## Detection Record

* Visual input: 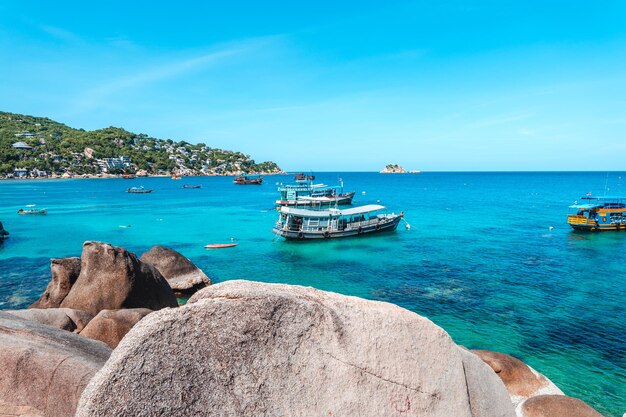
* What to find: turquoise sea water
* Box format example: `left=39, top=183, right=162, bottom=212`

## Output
left=0, top=172, right=624, bottom=416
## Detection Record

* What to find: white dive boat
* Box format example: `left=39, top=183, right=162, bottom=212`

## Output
left=272, top=204, right=404, bottom=240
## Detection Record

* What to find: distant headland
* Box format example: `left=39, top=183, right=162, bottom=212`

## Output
left=379, top=164, right=421, bottom=174
left=0, top=112, right=283, bottom=179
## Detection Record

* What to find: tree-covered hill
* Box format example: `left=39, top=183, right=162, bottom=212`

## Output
left=0, top=111, right=281, bottom=176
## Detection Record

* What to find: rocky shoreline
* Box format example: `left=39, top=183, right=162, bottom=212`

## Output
left=0, top=171, right=286, bottom=181
left=0, top=241, right=607, bottom=416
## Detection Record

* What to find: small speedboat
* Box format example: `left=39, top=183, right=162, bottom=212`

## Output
left=204, top=243, right=238, bottom=249
left=182, top=185, right=202, bottom=189
left=18, top=205, right=47, bottom=215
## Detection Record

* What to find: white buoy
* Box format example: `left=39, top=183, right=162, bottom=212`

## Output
left=405, top=224, right=411, bottom=230
left=362, top=191, right=366, bottom=195
left=549, top=226, right=554, bottom=231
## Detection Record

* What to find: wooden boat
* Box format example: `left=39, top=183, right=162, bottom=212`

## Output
left=276, top=180, right=355, bottom=207
left=234, top=175, right=263, bottom=185
left=17, top=205, right=47, bottom=215
left=0, top=221, right=9, bottom=240
left=126, top=186, right=153, bottom=194
left=171, top=174, right=182, bottom=180
left=568, top=196, right=626, bottom=231
left=122, top=173, right=136, bottom=179
left=294, top=172, right=315, bottom=182
left=182, top=184, right=202, bottom=189
left=204, top=243, right=238, bottom=249
left=273, top=204, right=404, bottom=240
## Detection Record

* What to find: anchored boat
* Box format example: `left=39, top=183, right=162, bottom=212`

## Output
left=276, top=180, right=355, bottom=207
left=568, top=196, right=626, bottom=231
left=127, top=186, right=154, bottom=194
left=234, top=175, right=263, bottom=185
left=17, top=204, right=47, bottom=215
left=272, top=204, right=404, bottom=240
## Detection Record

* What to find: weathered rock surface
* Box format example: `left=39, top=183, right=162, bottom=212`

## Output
left=140, top=245, right=210, bottom=295
left=30, top=257, right=81, bottom=308
left=472, top=350, right=563, bottom=406
left=0, top=311, right=111, bottom=417
left=80, top=308, right=152, bottom=348
left=0, top=401, right=43, bottom=417
left=5, top=308, right=93, bottom=332
left=460, top=348, right=516, bottom=417
left=60, top=241, right=178, bottom=315
left=77, top=280, right=515, bottom=417
left=516, top=394, right=603, bottom=417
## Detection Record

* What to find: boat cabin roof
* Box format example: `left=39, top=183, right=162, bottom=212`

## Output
left=569, top=203, right=602, bottom=210
left=280, top=204, right=386, bottom=218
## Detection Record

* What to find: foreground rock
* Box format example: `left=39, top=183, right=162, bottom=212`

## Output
left=77, top=280, right=514, bottom=417
left=140, top=245, right=210, bottom=295
left=472, top=350, right=563, bottom=406
left=60, top=241, right=178, bottom=315
left=30, top=257, right=81, bottom=308
left=516, top=395, right=603, bottom=417
left=80, top=308, right=152, bottom=348
left=0, top=311, right=111, bottom=417
left=6, top=308, right=93, bottom=332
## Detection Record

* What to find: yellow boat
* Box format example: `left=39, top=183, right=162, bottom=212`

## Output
left=568, top=196, right=626, bottom=231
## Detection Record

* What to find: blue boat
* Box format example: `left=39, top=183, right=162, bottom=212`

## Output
left=568, top=196, right=626, bottom=231
left=276, top=179, right=355, bottom=207
left=272, top=204, right=404, bottom=240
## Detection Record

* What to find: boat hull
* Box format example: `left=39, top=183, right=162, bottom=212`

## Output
left=273, top=216, right=402, bottom=240
left=569, top=223, right=626, bottom=231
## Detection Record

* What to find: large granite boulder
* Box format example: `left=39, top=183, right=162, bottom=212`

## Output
left=77, top=280, right=515, bottom=417
left=516, top=394, right=603, bottom=417
left=140, top=245, right=210, bottom=295
left=30, top=257, right=81, bottom=308
left=80, top=308, right=152, bottom=348
left=472, top=350, right=563, bottom=406
left=60, top=241, right=178, bottom=315
left=0, top=311, right=112, bottom=417
left=5, top=308, right=93, bottom=332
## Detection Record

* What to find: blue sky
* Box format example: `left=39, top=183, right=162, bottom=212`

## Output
left=1, top=1, right=625, bottom=171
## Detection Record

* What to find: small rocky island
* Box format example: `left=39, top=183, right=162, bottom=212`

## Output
left=380, top=164, right=421, bottom=174
left=0, top=241, right=605, bottom=417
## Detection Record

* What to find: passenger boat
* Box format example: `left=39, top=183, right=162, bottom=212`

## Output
left=272, top=204, right=404, bottom=240
left=568, top=196, right=626, bottom=231
left=0, top=221, right=9, bottom=240
left=17, top=205, right=47, bottom=215
left=234, top=175, right=263, bottom=185
left=182, top=184, right=202, bottom=189
left=276, top=180, right=355, bottom=206
left=294, top=172, right=315, bottom=182
left=126, top=186, right=153, bottom=194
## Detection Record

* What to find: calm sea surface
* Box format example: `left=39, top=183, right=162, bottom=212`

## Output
left=0, top=172, right=624, bottom=415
